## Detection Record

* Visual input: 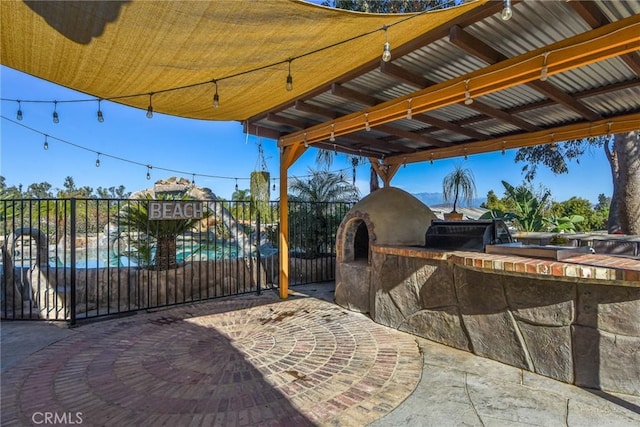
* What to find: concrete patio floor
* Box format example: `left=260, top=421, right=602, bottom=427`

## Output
left=2, top=283, right=639, bottom=426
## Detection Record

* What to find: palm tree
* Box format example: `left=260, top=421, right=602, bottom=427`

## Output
left=290, top=169, right=360, bottom=203
left=442, top=165, right=477, bottom=215
left=117, top=194, right=210, bottom=270
left=289, top=169, right=359, bottom=257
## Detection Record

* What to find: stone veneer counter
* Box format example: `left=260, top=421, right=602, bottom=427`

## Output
left=337, top=244, right=640, bottom=396
left=372, top=245, right=640, bottom=285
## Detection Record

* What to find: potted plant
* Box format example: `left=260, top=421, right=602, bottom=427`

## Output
left=442, top=165, right=477, bottom=220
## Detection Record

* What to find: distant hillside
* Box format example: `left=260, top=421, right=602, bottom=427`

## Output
left=412, top=192, right=485, bottom=208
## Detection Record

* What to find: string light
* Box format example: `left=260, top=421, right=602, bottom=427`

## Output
left=286, top=59, right=293, bottom=92
left=16, top=100, right=23, bottom=121
left=272, top=178, right=276, bottom=192
left=212, top=80, right=220, bottom=108
left=95, top=153, right=101, bottom=167
left=464, top=148, right=468, bottom=160
left=191, top=174, right=196, bottom=185
left=501, top=141, right=506, bottom=155
left=540, top=52, right=549, bottom=81
left=430, top=154, right=434, bottom=165
left=146, top=93, right=153, bottom=119
left=333, top=144, right=337, bottom=154
left=2, top=114, right=386, bottom=188
left=501, top=0, right=513, bottom=21
left=330, top=124, right=335, bottom=142
left=1, top=0, right=515, bottom=129
left=235, top=178, right=239, bottom=191
left=97, top=99, right=104, bottom=122
left=303, top=132, right=308, bottom=148
left=607, top=122, right=612, bottom=137
left=381, top=25, right=391, bottom=63
left=407, top=99, right=412, bottom=120
left=464, top=80, right=473, bottom=105
left=365, top=113, right=371, bottom=131
left=52, top=101, right=59, bottom=123
left=403, top=157, right=407, bottom=168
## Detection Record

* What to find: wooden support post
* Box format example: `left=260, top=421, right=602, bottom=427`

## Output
left=278, top=143, right=307, bottom=299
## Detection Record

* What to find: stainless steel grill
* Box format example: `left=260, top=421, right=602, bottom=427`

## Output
left=424, top=219, right=513, bottom=252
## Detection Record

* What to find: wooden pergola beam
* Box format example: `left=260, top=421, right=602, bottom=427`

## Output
left=383, top=113, right=640, bottom=166
left=278, top=15, right=640, bottom=149
left=369, top=157, right=400, bottom=187
left=450, top=25, right=602, bottom=122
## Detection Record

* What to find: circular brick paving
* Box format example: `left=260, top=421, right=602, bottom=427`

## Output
left=1, top=294, right=421, bottom=426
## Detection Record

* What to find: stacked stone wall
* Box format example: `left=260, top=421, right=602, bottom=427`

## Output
left=355, top=251, right=640, bottom=396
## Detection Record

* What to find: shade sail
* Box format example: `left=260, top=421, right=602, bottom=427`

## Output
left=1, top=0, right=486, bottom=121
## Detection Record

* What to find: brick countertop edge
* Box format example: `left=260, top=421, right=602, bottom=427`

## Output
left=372, top=245, right=640, bottom=286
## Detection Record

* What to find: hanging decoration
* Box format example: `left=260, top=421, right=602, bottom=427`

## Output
left=250, top=138, right=271, bottom=221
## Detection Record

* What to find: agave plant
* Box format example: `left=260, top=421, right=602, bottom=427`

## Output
left=117, top=194, right=211, bottom=270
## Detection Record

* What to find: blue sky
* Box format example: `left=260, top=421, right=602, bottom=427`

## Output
left=1, top=66, right=611, bottom=204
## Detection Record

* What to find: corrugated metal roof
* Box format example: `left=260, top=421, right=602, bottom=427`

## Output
left=251, top=0, right=640, bottom=162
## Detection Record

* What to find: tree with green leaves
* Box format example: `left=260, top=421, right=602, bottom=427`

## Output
left=515, top=131, right=639, bottom=234
left=442, top=165, right=476, bottom=214
left=290, top=169, right=360, bottom=203
left=322, top=0, right=447, bottom=13
left=96, top=185, right=130, bottom=199
left=481, top=181, right=551, bottom=232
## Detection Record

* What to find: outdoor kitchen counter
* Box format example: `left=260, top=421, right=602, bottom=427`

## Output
left=372, top=244, right=640, bottom=286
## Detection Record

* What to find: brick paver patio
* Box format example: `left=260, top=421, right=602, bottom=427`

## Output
left=1, top=288, right=421, bottom=426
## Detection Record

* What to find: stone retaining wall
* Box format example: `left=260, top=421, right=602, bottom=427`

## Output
left=27, top=259, right=264, bottom=319
left=337, top=248, right=640, bottom=396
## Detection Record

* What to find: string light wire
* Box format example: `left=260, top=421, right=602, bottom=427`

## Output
left=1, top=114, right=355, bottom=184
left=0, top=1, right=459, bottom=111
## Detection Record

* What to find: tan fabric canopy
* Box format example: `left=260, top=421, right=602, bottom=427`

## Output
left=1, top=0, right=485, bottom=121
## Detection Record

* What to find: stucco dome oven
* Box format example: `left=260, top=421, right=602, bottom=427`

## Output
left=334, top=187, right=436, bottom=313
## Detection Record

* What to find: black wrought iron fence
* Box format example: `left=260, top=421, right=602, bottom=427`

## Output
left=0, top=198, right=353, bottom=323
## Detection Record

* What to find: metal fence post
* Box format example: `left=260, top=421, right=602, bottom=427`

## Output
left=256, top=211, right=261, bottom=295
left=69, top=198, right=77, bottom=326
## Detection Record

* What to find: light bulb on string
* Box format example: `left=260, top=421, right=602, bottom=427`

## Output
left=303, top=133, right=308, bottom=148
left=330, top=124, right=336, bottom=142
left=95, top=153, right=101, bottom=168
left=212, top=80, right=220, bottom=108
left=464, top=80, right=473, bottom=105
left=407, top=99, right=412, bottom=120
left=146, top=93, right=154, bottom=119
left=272, top=179, right=276, bottom=192
left=501, top=0, right=512, bottom=21
left=43, top=135, right=49, bottom=150
left=501, top=142, right=506, bottom=155
left=235, top=178, right=239, bottom=192
left=365, top=113, right=371, bottom=131
left=430, top=154, right=434, bottom=165
left=464, top=149, right=468, bottom=161
left=381, top=26, right=391, bottom=63
left=191, top=174, right=196, bottom=185
left=52, top=101, right=60, bottom=123
left=146, top=165, right=152, bottom=180
left=286, top=59, right=293, bottom=91
left=540, top=52, right=549, bottom=82
left=97, top=99, right=104, bottom=122
left=16, top=100, right=23, bottom=121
